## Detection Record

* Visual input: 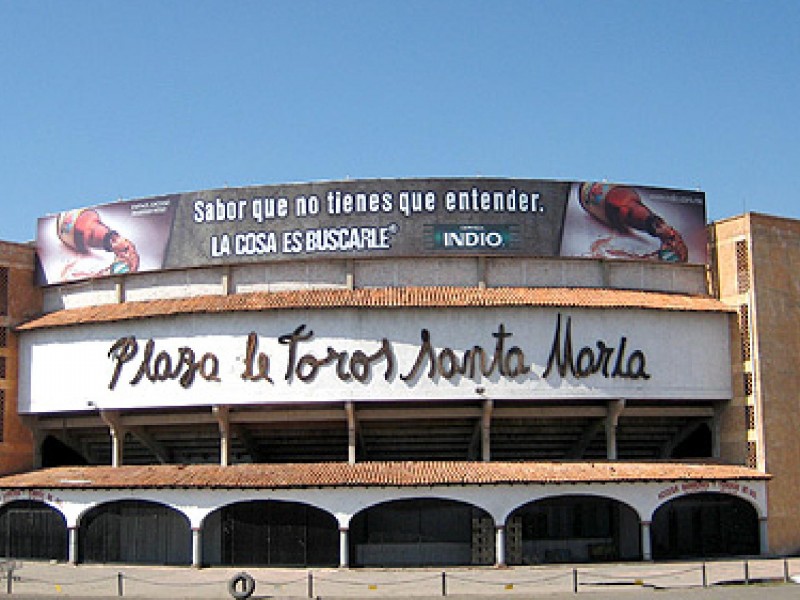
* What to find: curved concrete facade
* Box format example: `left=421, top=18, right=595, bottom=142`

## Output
left=1, top=179, right=769, bottom=567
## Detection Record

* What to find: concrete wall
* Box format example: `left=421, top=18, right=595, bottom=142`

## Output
left=42, top=256, right=708, bottom=313
left=710, top=213, right=800, bottom=555
left=0, top=241, right=39, bottom=475
left=19, top=307, right=733, bottom=414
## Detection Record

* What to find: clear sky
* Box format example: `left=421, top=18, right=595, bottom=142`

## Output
left=1, top=0, right=798, bottom=243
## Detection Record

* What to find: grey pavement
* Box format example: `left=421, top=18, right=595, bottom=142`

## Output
left=2, top=557, right=799, bottom=599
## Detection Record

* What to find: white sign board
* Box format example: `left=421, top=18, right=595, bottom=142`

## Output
left=18, top=307, right=732, bottom=413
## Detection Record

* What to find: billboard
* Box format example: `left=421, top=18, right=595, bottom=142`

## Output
left=35, top=178, right=707, bottom=285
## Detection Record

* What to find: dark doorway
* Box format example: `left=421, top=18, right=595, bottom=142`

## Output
left=652, top=493, right=759, bottom=559
left=349, top=498, right=494, bottom=567
left=0, top=500, right=68, bottom=561
left=507, top=495, right=641, bottom=564
left=202, top=501, right=338, bottom=567
left=80, top=500, right=191, bottom=565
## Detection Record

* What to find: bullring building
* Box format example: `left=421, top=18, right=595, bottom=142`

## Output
left=0, top=178, right=778, bottom=567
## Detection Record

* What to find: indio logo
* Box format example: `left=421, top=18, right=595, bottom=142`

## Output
left=432, top=225, right=513, bottom=250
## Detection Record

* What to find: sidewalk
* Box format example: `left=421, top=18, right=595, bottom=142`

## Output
left=2, top=557, right=798, bottom=599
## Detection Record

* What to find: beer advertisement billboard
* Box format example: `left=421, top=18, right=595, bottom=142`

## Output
left=35, top=178, right=707, bottom=285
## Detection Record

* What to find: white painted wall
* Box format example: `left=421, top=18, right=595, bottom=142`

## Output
left=0, top=477, right=767, bottom=531
left=19, top=307, right=731, bottom=414
left=42, top=257, right=708, bottom=312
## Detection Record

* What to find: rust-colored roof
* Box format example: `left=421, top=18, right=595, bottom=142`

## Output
left=0, top=461, right=767, bottom=490
left=18, top=286, right=731, bottom=331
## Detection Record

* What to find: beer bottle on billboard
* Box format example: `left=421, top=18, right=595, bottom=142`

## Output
left=57, top=209, right=116, bottom=254
left=578, top=183, right=688, bottom=262
left=56, top=209, right=140, bottom=273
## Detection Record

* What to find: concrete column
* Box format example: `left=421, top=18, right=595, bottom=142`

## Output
left=481, top=399, right=493, bottom=462
left=219, top=434, right=230, bottom=466
left=640, top=521, right=652, bottom=561
left=221, top=265, right=232, bottom=295
left=339, top=528, right=349, bottom=568
left=711, top=406, right=721, bottom=459
left=192, top=528, right=202, bottom=568
left=345, top=402, right=357, bottom=465
left=495, top=525, right=506, bottom=567
left=759, top=517, right=769, bottom=555
left=605, top=399, right=625, bottom=460
left=99, top=410, right=125, bottom=467
left=346, top=259, right=354, bottom=290
left=110, top=430, right=124, bottom=467
left=214, top=406, right=230, bottom=466
left=605, top=424, right=617, bottom=460
left=68, top=527, right=78, bottom=565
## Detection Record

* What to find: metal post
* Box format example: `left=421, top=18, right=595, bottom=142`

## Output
left=117, top=571, right=124, bottom=596
left=307, top=571, right=314, bottom=598
left=441, top=571, right=447, bottom=596
left=784, top=558, right=790, bottom=583
left=744, top=560, right=749, bottom=585
left=573, top=568, right=578, bottom=593
left=702, top=562, right=707, bottom=587
left=6, top=566, right=13, bottom=594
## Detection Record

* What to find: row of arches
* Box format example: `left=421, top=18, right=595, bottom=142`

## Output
left=0, top=493, right=760, bottom=567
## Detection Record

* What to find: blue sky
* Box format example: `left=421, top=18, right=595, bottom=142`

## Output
left=1, top=0, right=798, bottom=243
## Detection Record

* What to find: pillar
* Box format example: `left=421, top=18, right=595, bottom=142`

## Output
left=219, top=431, right=230, bottom=467
left=192, top=528, right=202, bottom=568
left=605, top=399, right=625, bottom=460
left=495, top=525, right=506, bottom=567
left=640, top=521, right=652, bottom=561
left=711, top=406, right=722, bottom=459
left=605, top=423, right=617, bottom=460
left=99, top=410, right=125, bottom=468
left=68, top=527, right=78, bottom=565
left=339, top=528, right=349, bottom=568
left=214, top=406, right=230, bottom=466
left=482, top=399, right=493, bottom=462
left=345, top=402, right=356, bottom=465
left=759, top=517, right=769, bottom=555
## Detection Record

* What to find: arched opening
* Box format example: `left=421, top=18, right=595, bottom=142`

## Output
left=652, top=492, right=759, bottom=559
left=349, top=498, right=494, bottom=567
left=0, top=500, right=68, bottom=561
left=79, top=500, right=191, bottom=565
left=506, top=495, right=641, bottom=564
left=202, top=500, right=338, bottom=567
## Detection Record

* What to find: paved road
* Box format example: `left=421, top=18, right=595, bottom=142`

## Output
left=5, top=586, right=800, bottom=600
left=3, top=558, right=799, bottom=599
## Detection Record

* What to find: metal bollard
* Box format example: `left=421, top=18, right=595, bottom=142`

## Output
left=573, top=568, right=578, bottom=593
left=702, top=562, right=707, bottom=588
left=441, top=571, right=447, bottom=596
left=307, top=571, right=314, bottom=599
left=5, top=567, right=12, bottom=595
left=744, top=560, right=749, bottom=585
left=785, top=558, right=790, bottom=583
left=117, top=571, right=124, bottom=596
